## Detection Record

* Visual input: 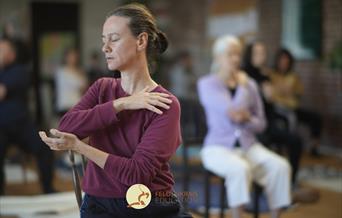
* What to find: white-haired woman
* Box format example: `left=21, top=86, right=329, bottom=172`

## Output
left=197, top=35, right=291, bottom=218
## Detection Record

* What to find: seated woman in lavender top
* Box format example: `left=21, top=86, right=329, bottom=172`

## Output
left=39, top=3, right=192, bottom=218
left=197, top=35, right=291, bottom=218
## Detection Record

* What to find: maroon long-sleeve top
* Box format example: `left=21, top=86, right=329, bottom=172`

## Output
left=58, top=78, right=181, bottom=198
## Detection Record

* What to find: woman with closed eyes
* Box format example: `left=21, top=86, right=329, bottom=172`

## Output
left=39, top=3, right=192, bottom=218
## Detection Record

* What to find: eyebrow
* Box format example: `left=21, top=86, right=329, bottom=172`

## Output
left=102, top=32, right=120, bottom=38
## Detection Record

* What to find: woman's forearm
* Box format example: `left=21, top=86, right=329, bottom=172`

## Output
left=58, top=101, right=119, bottom=139
left=74, top=140, right=109, bottom=169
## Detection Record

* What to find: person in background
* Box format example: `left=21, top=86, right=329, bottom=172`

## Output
left=242, top=42, right=303, bottom=185
left=198, top=35, right=291, bottom=218
left=169, top=50, right=196, bottom=99
left=86, top=51, right=107, bottom=85
left=0, top=37, right=55, bottom=195
left=55, top=47, right=88, bottom=117
left=270, top=48, right=323, bottom=157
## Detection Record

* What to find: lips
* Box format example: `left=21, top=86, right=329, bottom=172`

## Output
left=106, top=57, right=114, bottom=61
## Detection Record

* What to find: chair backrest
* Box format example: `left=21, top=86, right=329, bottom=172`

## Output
left=69, top=150, right=87, bottom=208
left=179, top=98, right=207, bottom=144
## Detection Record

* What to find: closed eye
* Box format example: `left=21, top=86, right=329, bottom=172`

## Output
left=102, top=38, right=119, bottom=45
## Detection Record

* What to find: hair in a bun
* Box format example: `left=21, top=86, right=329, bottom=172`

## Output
left=155, top=30, right=168, bottom=54
left=107, top=3, right=168, bottom=72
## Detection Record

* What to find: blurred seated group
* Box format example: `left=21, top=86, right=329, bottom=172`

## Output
left=197, top=36, right=291, bottom=218
left=242, top=43, right=322, bottom=157
left=170, top=36, right=322, bottom=218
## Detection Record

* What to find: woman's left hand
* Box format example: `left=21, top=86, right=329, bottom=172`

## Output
left=228, top=109, right=251, bottom=123
left=39, top=129, right=81, bottom=151
left=237, top=71, right=248, bottom=86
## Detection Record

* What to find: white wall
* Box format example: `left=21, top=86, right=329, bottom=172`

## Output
left=80, top=0, right=118, bottom=67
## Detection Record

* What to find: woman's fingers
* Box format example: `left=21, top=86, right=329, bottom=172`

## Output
left=50, top=129, right=63, bottom=137
left=150, top=92, right=170, bottom=98
left=150, top=93, right=172, bottom=104
left=144, top=93, right=173, bottom=113
left=128, top=89, right=173, bottom=114
left=45, top=142, right=62, bottom=151
left=43, top=138, right=65, bottom=151
left=148, top=99, right=170, bottom=109
left=50, top=128, right=74, bottom=138
left=152, top=95, right=172, bottom=104
left=39, top=131, right=65, bottom=145
left=39, top=130, right=77, bottom=151
left=38, top=131, right=48, bottom=139
left=146, top=104, right=163, bottom=114
left=39, top=131, right=60, bottom=150
left=43, top=136, right=65, bottom=145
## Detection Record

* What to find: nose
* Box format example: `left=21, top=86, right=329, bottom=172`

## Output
left=102, top=41, right=111, bottom=54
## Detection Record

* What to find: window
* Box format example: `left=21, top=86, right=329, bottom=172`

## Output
left=282, top=0, right=321, bottom=59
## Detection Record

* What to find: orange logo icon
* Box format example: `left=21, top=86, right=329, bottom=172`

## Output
left=126, top=184, right=151, bottom=209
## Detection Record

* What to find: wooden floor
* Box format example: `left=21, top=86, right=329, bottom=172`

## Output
left=191, top=187, right=342, bottom=218
left=1, top=154, right=341, bottom=218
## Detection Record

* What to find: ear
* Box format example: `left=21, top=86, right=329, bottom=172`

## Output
left=136, top=32, right=148, bottom=52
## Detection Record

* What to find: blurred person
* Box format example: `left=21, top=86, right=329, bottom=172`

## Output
left=270, top=48, right=323, bottom=157
left=54, top=48, right=88, bottom=171
left=241, top=42, right=272, bottom=100
left=242, top=42, right=303, bottom=185
left=169, top=50, right=196, bottom=99
left=39, top=3, right=192, bottom=218
left=0, top=37, right=55, bottom=195
left=55, top=47, right=87, bottom=117
left=197, top=35, right=291, bottom=218
left=86, top=51, right=107, bottom=85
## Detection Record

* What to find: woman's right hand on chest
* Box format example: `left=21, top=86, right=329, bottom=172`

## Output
left=112, top=86, right=173, bottom=114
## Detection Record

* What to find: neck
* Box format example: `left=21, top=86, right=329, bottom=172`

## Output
left=120, top=58, right=157, bottom=95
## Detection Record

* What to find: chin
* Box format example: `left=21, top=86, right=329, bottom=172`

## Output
left=107, top=63, right=118, bottom=71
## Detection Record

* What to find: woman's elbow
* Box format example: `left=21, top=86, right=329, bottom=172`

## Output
left=57, top=117, right=85, bottom=139
left=57, top=119, right=72, bottom=132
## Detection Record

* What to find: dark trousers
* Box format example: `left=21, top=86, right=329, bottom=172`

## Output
left=264, top=127, right=302, bottom=185
left=80, top=192, right=193, bottom=218
left=259, top=113, right=303, bottom=185
left=295, top=108, right=322, bottom=139
left=0, top=117, right=54, bottom=195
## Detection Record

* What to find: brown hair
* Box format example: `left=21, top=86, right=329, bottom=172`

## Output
left=106, top=3, right=168, bottom=71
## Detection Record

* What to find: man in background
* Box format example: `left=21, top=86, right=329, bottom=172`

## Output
left=0, top=37, right=55, bottom=195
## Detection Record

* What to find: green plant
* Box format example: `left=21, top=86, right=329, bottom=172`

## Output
left=328, top=40, right=342, bottom=71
